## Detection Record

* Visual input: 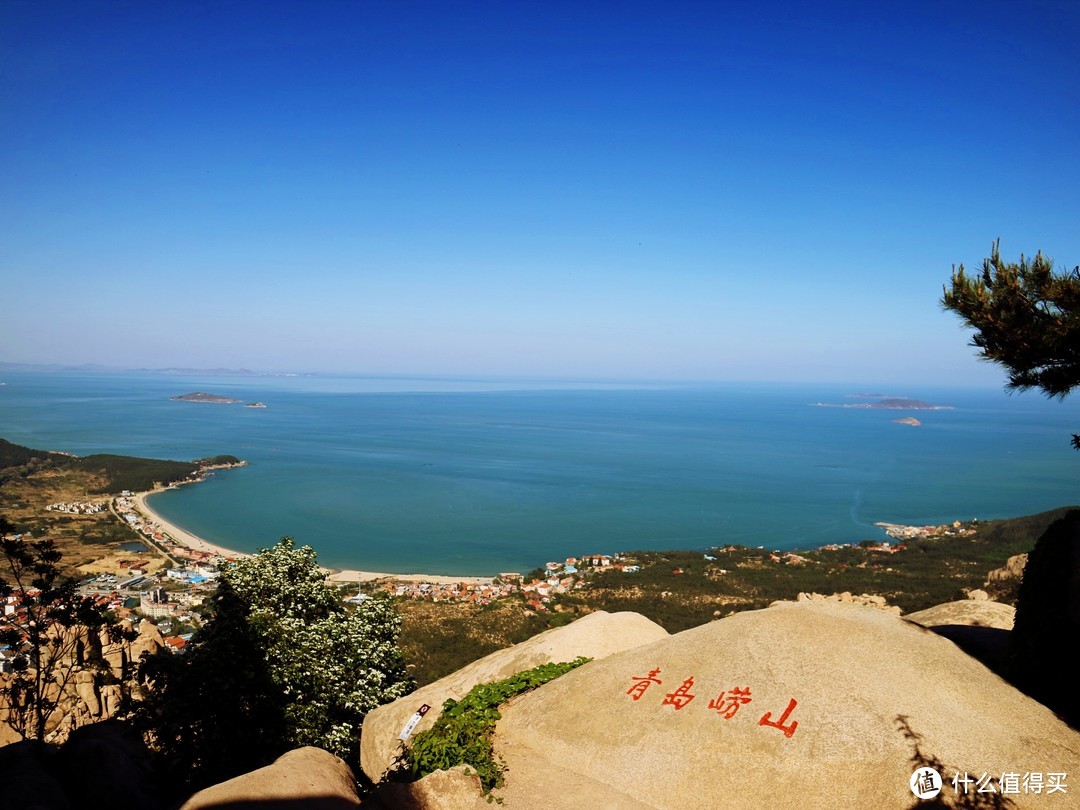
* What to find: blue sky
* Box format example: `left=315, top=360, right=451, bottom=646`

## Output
left=2, top=0, right=1078, bottom=385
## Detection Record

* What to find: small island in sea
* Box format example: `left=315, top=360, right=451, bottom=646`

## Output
left=812, top=394, right=953, bottom=410
left=245, top=401, right=267, bottom=408
left=170, top=391, right=244, bottom=404
left=893, top=416, right=921, bottom=426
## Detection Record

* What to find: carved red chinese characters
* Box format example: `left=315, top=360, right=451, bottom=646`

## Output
left=708, top=687, right=752, bottom=719
left=661, top=676, right=696, bottom=710
left=758, top=697, right=799, bottom=738
left=627, top=668, right=662, bottom=701
left=625, top=669, right=800, bottom=738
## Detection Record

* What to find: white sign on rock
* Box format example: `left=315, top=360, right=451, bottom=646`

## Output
left=398, top=704, right=431, bottom=741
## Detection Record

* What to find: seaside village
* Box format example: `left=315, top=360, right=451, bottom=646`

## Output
left=373, top=554, right=643, bottom=610
left=6, top=494, right=241, bottom=657
left=7, top=493, right=983, bottom=661
left=13, top=495, right=647, bottom=659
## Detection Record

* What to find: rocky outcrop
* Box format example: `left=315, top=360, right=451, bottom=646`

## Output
left=360, top=610, right=668, bottom=781
left=179, top=746, right=361, bottom=810
left=904, top=599, right=1015, bottom=630
left=99, top=618, right=164, bottom=680
left=73, top=670, right=101, bottom=718
left=367, top=765, right=490, bottom=810
left=774, top=590, right=901, bottom=613
left=904, top=599, right=1016, bottom=672
left=0, top=619, right=165, bottom=744
left=987, top=552, right=1028, bottom=584
left=484, top=601, right=1080, bottom=808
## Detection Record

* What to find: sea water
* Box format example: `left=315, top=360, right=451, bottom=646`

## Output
left=1, top=370, right=1077, bottom=574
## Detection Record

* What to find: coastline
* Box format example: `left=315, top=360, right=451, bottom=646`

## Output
left=133, top=487, right=249, bottom=560
left=326, top=569, right=495, bottom=586
left=133, top=486, right=495, bottom=585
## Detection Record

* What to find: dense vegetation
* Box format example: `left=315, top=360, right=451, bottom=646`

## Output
left=0, top=437, right=230, bottom=496
left=396, top=599, right=557, bottom=686
left=399, top=658, right=591, bottom=793
left=73, top=454, right=200, bottom=493
left=194, top=454, right=242, bottom=466
left=0, top=437, right=58, bottom=469
left=578, top=510, right=1066, bottom=631
left=1, top=437, right=242, bottom=495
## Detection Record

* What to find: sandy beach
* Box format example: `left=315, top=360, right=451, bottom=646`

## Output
left=133, top=488, right=250, bottom=559
left=133, top=488, right=496, bottom=585
left=326, top=569, right=495, bottom=586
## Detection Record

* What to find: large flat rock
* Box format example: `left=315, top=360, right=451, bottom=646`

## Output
left=492, top=601, right=1080, bottom=809
left=361, top=610, right=668, bottom=781
left=905, top=599, right=1016, bottom=630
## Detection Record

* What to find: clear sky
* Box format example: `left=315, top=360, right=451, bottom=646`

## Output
left=2, top=0, right=1078, bottom=385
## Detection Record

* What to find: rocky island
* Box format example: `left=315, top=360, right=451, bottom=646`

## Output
left=170, top=392, right=244, bottom=404
left=813, top=395, right=953, bottom=410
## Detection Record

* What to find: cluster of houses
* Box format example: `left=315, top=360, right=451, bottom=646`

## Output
left=380, top=577, right=524, bottom=605
left=874, top=519, right=976, bottom=542
left=113, top=495, right=174, bottom=547
left=2, top=587, right=43, bottom=673
left=374, top=553, right=641, bottom=610
left=768, top=551, right=813, bottom=564
left=165, top=560, right=220, bottom=586
left=46, top=500, right=106, bottom=514
left=2, top=585, right=193, bottom=668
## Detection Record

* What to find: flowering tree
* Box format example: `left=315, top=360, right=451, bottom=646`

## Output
left=224, top=538, right=412, bottom=758
left=142, top=538, right=410, bottom=790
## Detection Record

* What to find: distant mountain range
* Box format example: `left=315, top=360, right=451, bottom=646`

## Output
left=0, top=361, right=311, bottom=377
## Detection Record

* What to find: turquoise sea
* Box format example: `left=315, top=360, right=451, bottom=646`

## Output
left=1, top=370, right=1077, bottom=575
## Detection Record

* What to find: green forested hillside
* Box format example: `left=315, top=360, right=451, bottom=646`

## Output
left=1, top=438, right=205, bottom=493
left=0, top=437, right=59, bottom=469
left=73, top=454, right=200, bottom=493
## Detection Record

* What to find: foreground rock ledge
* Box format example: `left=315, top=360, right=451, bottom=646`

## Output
left=489, top=601, right=1080, bottom=809
left=360, top=609, right=668, bottom=781
left=180, top=746, right=360, bottom=810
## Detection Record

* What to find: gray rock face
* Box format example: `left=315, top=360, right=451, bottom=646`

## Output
left=489, top=602, right=1080, bottom=809
left=361, top=610, right=669, bottom=782
left=179, top=747, right=361, bottom=810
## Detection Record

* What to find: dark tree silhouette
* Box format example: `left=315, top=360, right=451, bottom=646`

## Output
left=942, top=240, right=1080, bottom=448
left=0, top=517, right=134, bottom=742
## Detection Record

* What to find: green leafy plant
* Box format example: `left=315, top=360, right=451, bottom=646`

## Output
left=402, top=657, right=591, bottom=794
